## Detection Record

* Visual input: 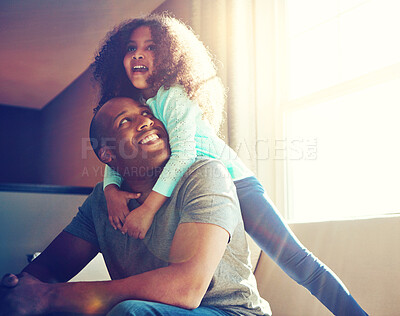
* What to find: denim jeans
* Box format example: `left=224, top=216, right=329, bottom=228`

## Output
left=106, top=300, right=232, bottom=316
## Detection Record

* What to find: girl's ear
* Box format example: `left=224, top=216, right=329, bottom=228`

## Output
left=99, top=147, right=113, bottom=163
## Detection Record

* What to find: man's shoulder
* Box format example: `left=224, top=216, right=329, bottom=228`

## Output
left=92, top=182, right=105, bottom=195
left=186, top=158, right=230, bottom=179
left=176, top=158, right=233, bottom=194
left=84, top=182, right=105, bottom=205
left=169, top=158, right=240, bottom=242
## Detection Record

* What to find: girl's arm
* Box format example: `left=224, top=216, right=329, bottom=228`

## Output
left=104, top=164, right=123, bottom=188
left=146, top=86, right=200, bottom=198
left=120, top=86, right=199, bottom=238
left=104, top=165, right=140, bottom=230
left=121, top=191, right=167, bottom=239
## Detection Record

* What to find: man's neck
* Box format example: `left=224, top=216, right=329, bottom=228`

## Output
left=122, top=174, right=159, bottom=204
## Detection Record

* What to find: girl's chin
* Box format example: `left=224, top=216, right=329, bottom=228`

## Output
left=131, top=82, right=149, bottom=89
left=131, top=81, right=151, bottom=91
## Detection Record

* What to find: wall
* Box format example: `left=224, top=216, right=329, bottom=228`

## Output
left=0, top=188, right=110, bottom=281
left=153, top=0, right=192, bottom=24
left=40, top=68, right=103, bottom=187
left=0, top=105, right=41, bottom=183
left=0, top=189, right=88, bottom=274
left=0, top=68, right=103, bottom=187
left=254, top=216, right=400, bottom=316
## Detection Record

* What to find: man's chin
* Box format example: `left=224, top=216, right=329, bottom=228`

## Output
left=147, top=146, right=170, bottom=166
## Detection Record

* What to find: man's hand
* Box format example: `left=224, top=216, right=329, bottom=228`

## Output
left=104, top=184, right=141, bottom=230
left=0, top=272, right=49, bottom=316
left=121, top=204, right=155, bottom=239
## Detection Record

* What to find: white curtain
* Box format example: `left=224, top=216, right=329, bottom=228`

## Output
left=189, top=0, right=280, bottom=205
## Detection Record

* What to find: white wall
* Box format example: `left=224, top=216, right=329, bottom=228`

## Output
left=0, top=189, right=108, bottom=281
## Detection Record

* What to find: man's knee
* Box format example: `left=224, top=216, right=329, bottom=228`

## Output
left=107, top=301, right=139, bottom=316
left=107, top=300, right=158, bottom=316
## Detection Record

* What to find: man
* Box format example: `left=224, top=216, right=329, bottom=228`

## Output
left=0, top=97, right=270, bottom=315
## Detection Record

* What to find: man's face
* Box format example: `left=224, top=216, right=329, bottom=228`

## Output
left=96, top=97, right=170, bottom=176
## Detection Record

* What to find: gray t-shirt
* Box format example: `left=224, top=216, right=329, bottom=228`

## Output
left=65, top=159, right=271, bottom=316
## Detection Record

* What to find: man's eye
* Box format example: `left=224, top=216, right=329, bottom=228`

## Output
left=119, top=118, right=129, bottom=127
left=142, top=111, right=152, bottom=116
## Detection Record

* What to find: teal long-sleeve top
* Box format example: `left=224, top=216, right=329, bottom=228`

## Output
left=104, top=85, right=253, bottom=196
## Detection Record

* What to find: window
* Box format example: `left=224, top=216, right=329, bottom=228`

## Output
left=280, top=0, right=400, bottom=221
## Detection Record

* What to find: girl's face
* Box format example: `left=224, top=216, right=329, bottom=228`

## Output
left=123, top=26, right=156, bottom=99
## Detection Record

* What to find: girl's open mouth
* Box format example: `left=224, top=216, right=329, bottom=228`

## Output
left=133, top=65, right=148, bottom=73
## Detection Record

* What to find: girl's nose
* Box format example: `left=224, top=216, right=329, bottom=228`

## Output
left=132, top=52, right=144, bottom=60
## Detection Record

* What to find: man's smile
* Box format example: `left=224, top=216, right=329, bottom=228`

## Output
left=138, top=133, right=160, bottom=145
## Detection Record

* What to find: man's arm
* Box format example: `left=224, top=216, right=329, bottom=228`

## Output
left=1, top=222, right=229, bottom=315
left=23, top=231, right=99, bottom=283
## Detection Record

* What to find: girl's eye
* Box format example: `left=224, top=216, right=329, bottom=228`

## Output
left=142, top=111, right=152, bottom=117
left=147, top=45, right=156, bottom=51
left=127, top=46, right=137, bottom=52
left=119, top=118, right=129, bottom=127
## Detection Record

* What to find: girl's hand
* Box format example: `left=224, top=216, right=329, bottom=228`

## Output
left=104, top=184, right=141, bottom=230
left=121, top=204, right=155, bottom=239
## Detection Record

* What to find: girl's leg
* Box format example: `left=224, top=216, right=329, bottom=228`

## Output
left=235, top=176, right=311, bottom=268
left=107, top=300, right=231, bottom=316
left=235, top=176, right=367, bottom=316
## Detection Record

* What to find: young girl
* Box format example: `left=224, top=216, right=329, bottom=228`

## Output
left=92, top=14, right=368, bottom=315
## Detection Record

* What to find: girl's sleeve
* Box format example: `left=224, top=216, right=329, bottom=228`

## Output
left=103, top=164, right=123, bottom=189
left=149, top=86, right=198, bottom=197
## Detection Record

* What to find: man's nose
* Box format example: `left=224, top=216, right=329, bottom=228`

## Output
left=137, top=116, right=154, bottom=130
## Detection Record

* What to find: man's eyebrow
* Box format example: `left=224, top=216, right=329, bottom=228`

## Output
left=113, top=110, right=127, bottom=125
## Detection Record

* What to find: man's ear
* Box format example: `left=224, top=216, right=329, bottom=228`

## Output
left=99, top=147, right=114, bottom=164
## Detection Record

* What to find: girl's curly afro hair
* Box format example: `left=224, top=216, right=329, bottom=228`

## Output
left=91, top=14, right=225, bottom=131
